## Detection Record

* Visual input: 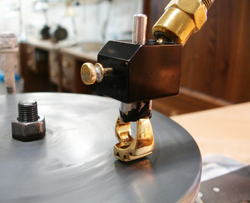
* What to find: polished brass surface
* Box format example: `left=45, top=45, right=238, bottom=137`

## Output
left=152, top=0, right=214, bottom=44
left=114, top=116, right=155, bottom=162
left=103, top=67, right=113, bottom=76
left=156, top=38, right=165, bottom=44
left=80, top=62, right=96, bottom=85
left=115, top=117, right=134, bottom=147
left=80, top=62, right=112, bottom=84
left=153, top=7, right=195, bottom=44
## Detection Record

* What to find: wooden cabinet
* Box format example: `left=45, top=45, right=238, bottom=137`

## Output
left=144, top=0, right=250, bottom=104
left=19, top=40, right=97, bottom=94
left=26, top=44, right=48, bottom=73
left=25, top=44, right=35, bottom=72
left=21, top=42, right=54, bottom=92
left=181, top=0, right=250, bottom=103
left=61, top=54, right=75, bottom=91
left=49, top=50, right=60, bottom=86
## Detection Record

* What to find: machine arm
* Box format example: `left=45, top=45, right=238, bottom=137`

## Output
left=80, top=0, right=214, bottom=161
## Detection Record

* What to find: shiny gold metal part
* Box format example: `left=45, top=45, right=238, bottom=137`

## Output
left=152, top=0, right=214, bottom=45
left=114, top=116, right=155, bottom=162
left=80, top=63, right=97, bottom=85
left=81, top=1, right=214, bottom=161
left=80, top=62, right=113, bottom=85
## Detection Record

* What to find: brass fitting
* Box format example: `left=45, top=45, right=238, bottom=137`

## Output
left=152, top=0, right=214, bottom=45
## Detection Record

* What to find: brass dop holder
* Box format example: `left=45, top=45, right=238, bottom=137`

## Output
left=80, top=14, right=155, bottom=162
left=80, top=0, right=214, bottom=162
left=114, top=14, right=155, bottom=161
left=114, top=116, right=154, bottom=162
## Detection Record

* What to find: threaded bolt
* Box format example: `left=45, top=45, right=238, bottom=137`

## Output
left=18, top=100, right=39, bottom=122
left=12, top=99, right=46, bottom=142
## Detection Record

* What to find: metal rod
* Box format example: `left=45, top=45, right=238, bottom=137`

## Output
left=132, top=14, right=147, bottom=45
left=120, top=14, right=152, bottom=121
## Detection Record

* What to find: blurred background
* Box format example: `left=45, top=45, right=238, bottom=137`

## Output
left=0, top=0, right=250, bottom=117
left=0, top=0, right=143, bottom=42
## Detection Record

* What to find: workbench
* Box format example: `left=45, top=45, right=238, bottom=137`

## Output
left=171, top=102, right=250, bottom=165
left=19, top=39, right=99, bottom=93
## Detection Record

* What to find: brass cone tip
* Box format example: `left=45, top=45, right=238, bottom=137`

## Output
left=202, top=0, right=214, bottom=9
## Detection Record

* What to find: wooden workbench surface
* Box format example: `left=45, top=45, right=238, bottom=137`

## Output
left=26, top=38, right=58, bottom=50
left=170, top=102, right=250, bottom=165
left=60, top=46, right=97, bottom=62
left=26, top=38, right=98, bottom=62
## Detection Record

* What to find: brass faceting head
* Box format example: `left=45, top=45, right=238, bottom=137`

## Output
left=152, top=0, right=214, bottom=45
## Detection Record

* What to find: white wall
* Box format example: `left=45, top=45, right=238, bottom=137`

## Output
left=0, top=0, right=143, bottom=42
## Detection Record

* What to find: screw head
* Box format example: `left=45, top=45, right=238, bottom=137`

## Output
left=80, top=63, right=97, bottom=85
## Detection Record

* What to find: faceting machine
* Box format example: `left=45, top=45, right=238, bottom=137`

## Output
left=0, top=0, right=218, bottom=202
left=80, top=0, right=214, bottom=162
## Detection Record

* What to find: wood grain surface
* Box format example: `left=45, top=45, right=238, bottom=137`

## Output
left=171, top=102, right=250, bottom=165
left=144, top=0, right=250, bottom=103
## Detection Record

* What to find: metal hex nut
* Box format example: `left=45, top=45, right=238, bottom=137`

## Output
left=12, top=116, right=46, bottom=142
left=166, top=0, right=207, bottom=30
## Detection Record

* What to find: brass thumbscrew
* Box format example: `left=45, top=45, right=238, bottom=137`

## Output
left=80, top=62, right=113, bottom=85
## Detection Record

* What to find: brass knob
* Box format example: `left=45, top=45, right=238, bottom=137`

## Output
left=80, top=63, right=97, bottom=85
left=80, top=62, right=113, bottom=85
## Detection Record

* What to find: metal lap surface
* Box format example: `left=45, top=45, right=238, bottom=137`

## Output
left=0, top=93, right=201, bottom=203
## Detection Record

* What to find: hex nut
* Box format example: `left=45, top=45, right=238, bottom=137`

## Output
left=166, top=0, right=207, bottom=30
left=12, top=115, right=46, bottom=142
